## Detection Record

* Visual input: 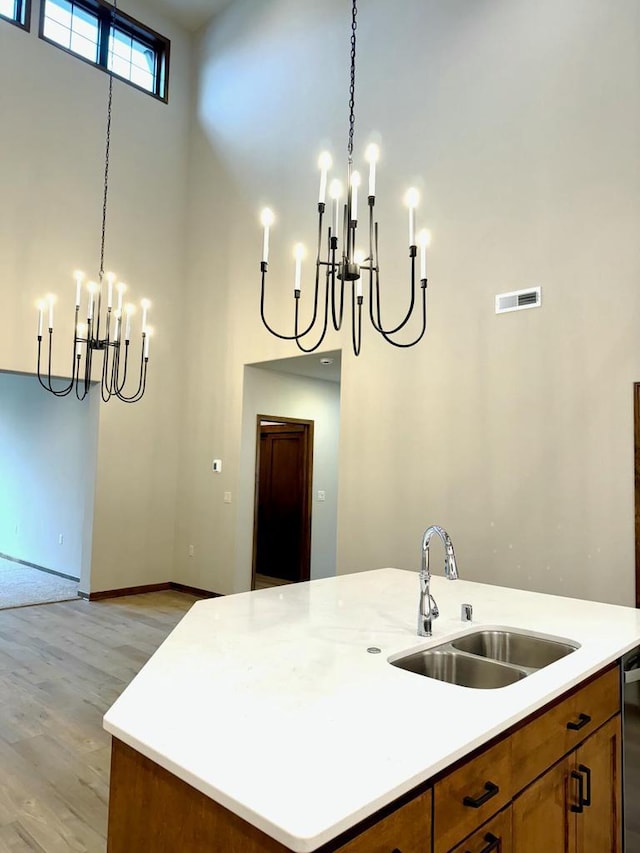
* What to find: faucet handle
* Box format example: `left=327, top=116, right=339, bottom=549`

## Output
left=461, top=603, right=473, bottom=622
left=430, top=595, right=439, bottom=619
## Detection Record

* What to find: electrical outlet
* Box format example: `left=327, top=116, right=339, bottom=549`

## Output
left=224, top=491, right=232, bottom=504
left=317, top=490, right=326, bottom=502
left=188, top=544, right=195, bottom=557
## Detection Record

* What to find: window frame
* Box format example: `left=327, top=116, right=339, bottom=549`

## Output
left=39, top=0, right=170, bottom=102
left=0, top=0, right=31, bottom=30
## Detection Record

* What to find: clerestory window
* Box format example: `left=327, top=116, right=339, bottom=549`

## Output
left=0, top=0, right=31, bottom=29
left=40, top=0, right=169, bottom=101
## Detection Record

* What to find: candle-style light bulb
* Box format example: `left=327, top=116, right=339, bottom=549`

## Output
left=364, top=143, right=379, bottom=197
left=124, top=304, right=134, bottom=341
left=116, top=282, right=126, bottom=314
left=260, top=208, right=275, bottom=264
left=47, top=294, right=55, bottom=330
left=37, top=300, right=45, bottom=336
left=87, top=281, right=98, bottom=321
left=329, top=179, right=343, bottom=237
left=74, top=270, right=84, bottom=308
left=350, top=170, right=361, bottom=223
left=113, top=309, right=121, bottom=343
left=318, top=151, right=332, bottom=204
left=293, top=243, right=305, bottom=294
left=106, top=271, right=116, bottom=309
left=418, top=229, right=431, bottom=280
left=144, top=326, right=153, bottom=359
left=404, top=187, right=420, bottom=247
left=140, top=298, right=150, bottom=334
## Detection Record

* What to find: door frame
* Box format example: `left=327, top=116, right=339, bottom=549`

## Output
left=251, top=414, right=314, bottom=590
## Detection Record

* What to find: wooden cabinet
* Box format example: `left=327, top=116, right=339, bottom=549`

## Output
left=449, top=807, right=512, bottom=853
left=512, top=715, right=622, bottom=853
left=333, top=789, right=431, bottom=853
left=431, top=666, right=621, bottom=853
left=107, top=738, right=432, bottom=853
left=433, top=737, right=512, bottom=853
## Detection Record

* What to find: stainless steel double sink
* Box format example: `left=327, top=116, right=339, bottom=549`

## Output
left=390, top=629, right=579, bottom=689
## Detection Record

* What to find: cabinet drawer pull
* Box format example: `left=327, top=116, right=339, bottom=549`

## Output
left=463, top=781, right=499, bottom=808
left=578, top=763, right=592, bottom=806
left=464, top=832, right=501, bottom=853
left=570, top=769, right=584, bottom=813
left=566, top=712, right=591, bottom=731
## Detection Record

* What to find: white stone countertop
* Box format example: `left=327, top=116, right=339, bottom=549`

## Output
left=103, top=568, right=640, bottom=851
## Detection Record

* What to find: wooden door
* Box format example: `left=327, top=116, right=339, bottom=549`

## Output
left=512, top=756, right=574, bottom=853
left=254, top=420, right=312, bottom=584
left=574, top=716, right=622, bottom=853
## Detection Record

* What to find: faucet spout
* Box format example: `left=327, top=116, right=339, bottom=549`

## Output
left=418, top=525, right=459, bottom=637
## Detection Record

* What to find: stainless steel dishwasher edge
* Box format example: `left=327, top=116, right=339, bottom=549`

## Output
left=623, top=649, right=640, bottom=852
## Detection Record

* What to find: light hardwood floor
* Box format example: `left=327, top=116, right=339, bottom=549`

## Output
left=0, top=590, right=200, bottom=852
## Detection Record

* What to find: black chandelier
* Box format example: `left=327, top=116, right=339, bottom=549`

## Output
left=259, top=0, right=431, bottom=356
left=36, top=0, right=151, bottom=403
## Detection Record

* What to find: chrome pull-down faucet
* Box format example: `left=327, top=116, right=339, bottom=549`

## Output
left=418, top=525, right=459, bottom=637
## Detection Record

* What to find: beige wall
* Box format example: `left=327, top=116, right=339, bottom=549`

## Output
left=0, top=1, right=192, bottom=592
left=3, top=0, right=639, bottom=605
left=182, top=0, right=640, bottom=604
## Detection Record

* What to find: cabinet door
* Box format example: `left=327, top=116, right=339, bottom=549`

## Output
left=574, top=716, right=622, bottom=853
left=450, top=806, right=512, bottom=853
left=512, top=756, right=574, bottom=853
left=334, top=789, right=432, bottom=853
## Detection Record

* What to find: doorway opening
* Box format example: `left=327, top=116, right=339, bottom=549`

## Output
left=252, top=416, right=313, bottom=590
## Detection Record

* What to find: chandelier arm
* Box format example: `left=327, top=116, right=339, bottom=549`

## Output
left=369, top=227, right=419, bottom=335
left=75, top=354, right=90, bottom=401
left=328, top=237, right=345, bottom=331
left=115, top=348, right=146, bottom=402
left=331, top=272, right=345, bottom=332
left=351, top=287, right=362, bottom=356
left=376, top=281, right=428, bottom=348
left=292, top=272, right=331, bottom=353
left=100, top=339, right=115, bottom=402
left=36, top=336, right=74, bottom=396
left=116, top=360, right=148, bottom=403
left=105, top=342, right=122, bottom=400
left=83, top=342, right=93, bottom=398
left=114, top=342, right=130, bottom=394
left=47, top=330, right=76, bottom=396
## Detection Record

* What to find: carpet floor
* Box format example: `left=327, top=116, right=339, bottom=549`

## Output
left=0, top=556, right=79, bottom=609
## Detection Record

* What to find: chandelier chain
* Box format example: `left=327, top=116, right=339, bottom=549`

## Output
left=348, top=0, right=357, bottom=159
left=99, top=0, right=117, bottom=281
left=100, top=76, right=112, bottom=281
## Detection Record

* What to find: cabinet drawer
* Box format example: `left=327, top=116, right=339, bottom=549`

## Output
left=433, top=736, right=512, bottom=853
left=449, top=806, right=512, bottom=853
left=511, top=665, right=620, bottom=791
left=334, top=789, right=431, bottom=853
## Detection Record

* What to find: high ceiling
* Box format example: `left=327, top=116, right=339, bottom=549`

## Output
left=147, top=0, right=234, bottom=31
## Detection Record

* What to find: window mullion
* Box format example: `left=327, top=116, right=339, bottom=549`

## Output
left=97, top=4, right=110, bottom=70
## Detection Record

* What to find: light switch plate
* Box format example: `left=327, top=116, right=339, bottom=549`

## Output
left=212, top=459, right=222, bottom=473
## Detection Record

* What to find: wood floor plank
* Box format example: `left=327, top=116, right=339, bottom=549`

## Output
left=0, top=591, right=199, bottom=852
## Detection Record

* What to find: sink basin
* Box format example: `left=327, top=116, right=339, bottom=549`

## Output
left=390, top=648, right=527, bottom=689
left=390, top=627, right=580, bottom=689
left=451, top=630, right=578, bottom=669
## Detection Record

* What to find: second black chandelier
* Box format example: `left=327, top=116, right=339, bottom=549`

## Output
left=259, top=0, right=431, bottom=356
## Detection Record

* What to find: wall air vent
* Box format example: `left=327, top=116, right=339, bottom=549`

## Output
left=495, top=286, right=542, bottom=314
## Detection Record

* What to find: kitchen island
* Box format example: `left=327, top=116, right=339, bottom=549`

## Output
left=103, top=569, right=640, bottom=852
